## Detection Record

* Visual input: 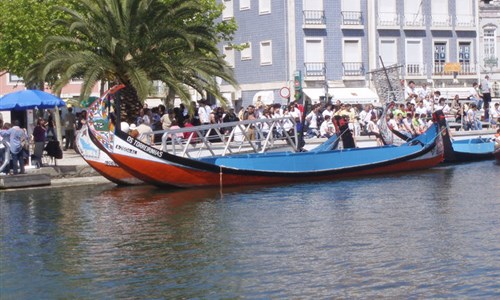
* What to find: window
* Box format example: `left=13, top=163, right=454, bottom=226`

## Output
left=260, top=41, right=272, bottom=65
left=458, top=41, right=472, bottom=73
left=240, top=0, right=250, bottom=10
left=343, top=39, right=363, bottom=76
left=379, top=39, right=397, bottom=67
left=303, top=0, right=325, bottom=25
left=304, top=39, right=325, bottom=77
left=241, top=43, right=252, bottom=60
left=341, top=0, right=362, bottom=25
left=431, top=0, right=450, bottom=27
left=378, top=0, right=398, bottom=26
left=484, top=27, right=496, bottom=60
left=404, top=0, right=424, bottom=26
left=8, top=74, right=23, bottom=83
left=222, top=0, right=233, bottom=20
left=456, top=0, right=473, bottom=27
left=259, top=0, right=271, bottom=14
left=405, top=39, right=423, bottom=75
left=434, top=41, right=447, bottom=73
left=223, top=46, right=235, bottom=68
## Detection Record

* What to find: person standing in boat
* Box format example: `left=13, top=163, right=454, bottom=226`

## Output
left=242, top=104, right=257, bottom=141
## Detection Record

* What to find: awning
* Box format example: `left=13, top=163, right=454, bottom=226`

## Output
left=303, top=88, right=379, bottom=104
left=303, top=88, right=327, bottom=104
left=330, top=88, right=379, bottom=104
left=252, top=91, right=275, bottom=105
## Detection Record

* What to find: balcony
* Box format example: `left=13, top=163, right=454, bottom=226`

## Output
left=403, top=14, right=425, bottom=29
left=405, top=64, right=427, bottom=77
left=304, top=62, right=326, bottom=79
left=303, top=10, right=326, bottom=29
left=432, top=62, right=478, bottom=76
left=342, top=62, right=365, bottom=77
left=455, top=15, right=475, bottom=31
left=341, top=11, right=363, bottom=29
left=430, top=14, right=452, bottom=30
left=377, top=13, right=400, bottom=29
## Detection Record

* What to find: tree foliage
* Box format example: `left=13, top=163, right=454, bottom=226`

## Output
left=0, top=0, right=73, bottom=79
left=26, top=0, right=238, bottom=123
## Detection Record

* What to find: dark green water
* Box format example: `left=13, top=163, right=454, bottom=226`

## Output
left=1, top=161, right=499, bottom=299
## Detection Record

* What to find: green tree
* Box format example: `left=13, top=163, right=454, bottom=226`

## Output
left=0, top=0, right=72, bottom=82
left=26, top=0, right=238, bottom=123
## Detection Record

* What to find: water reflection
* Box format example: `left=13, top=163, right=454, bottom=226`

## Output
left=1, top=161, right=499, bottom=298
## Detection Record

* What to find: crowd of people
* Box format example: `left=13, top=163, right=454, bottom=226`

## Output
left=0, top=107, right=87, bottom=175
left=1, top=76, right=499, bottom=175
left=125, top=78, right=500, bottom=148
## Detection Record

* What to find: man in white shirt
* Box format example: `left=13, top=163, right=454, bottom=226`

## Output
left=319, top=115, right=335, bottom=138
left=358, top=104, right=373, bottom=133
left=198, top=100, right=211, bottom=125
left=136, top=120, right=154, bottom=145
left=305, top=104, right=321, bottom=138
left=469, top=82, right=483, bottom=110
left=322, top=104, right=334, bottom=120
left=405, top=80, right=419, bottom=102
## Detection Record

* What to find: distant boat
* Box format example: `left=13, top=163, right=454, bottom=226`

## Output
left=88, top=120, right=444, bottom=188
left=434, top=110, right=495, bottom=163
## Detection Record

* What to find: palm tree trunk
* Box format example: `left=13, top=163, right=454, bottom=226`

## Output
left=117, top=83, right=143, bottom=124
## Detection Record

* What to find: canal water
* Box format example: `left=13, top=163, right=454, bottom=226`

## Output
left=1, top=161, right=499, bottom=299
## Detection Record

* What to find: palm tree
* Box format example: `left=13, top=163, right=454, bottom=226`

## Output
left=27, top=0, right=237, bottom=123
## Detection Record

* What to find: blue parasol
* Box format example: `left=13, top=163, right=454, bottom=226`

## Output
left=0, top=89, right=66, bottom=110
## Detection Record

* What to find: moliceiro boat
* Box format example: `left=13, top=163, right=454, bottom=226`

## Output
left=76, top=125, right=143, bottom=185
left=89, top=119, right=444, bottom=188
left=75, top=85, right=143, bottom=185
left=434, top=110, right=495, bottom=163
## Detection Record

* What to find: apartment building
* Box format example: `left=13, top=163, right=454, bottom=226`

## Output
left=218, top=0, right=495, bottom=108
left=479, top=0, right=500, bottom=90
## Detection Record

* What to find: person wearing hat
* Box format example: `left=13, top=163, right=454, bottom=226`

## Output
left=128, top=123, right=139, bottom=139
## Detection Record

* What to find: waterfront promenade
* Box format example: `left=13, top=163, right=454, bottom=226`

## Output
left=1, top=150, right=110, bottom=190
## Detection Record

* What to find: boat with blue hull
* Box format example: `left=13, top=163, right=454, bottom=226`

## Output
left=89, top=119, right=444, bottom=188
left=434, top=110, right=495, bottom=163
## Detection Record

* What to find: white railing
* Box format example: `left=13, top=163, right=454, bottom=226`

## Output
left=455, top=15, right=475, bottom=28
left=156, top=117, right=300, bottom=158
left=431, top=14, right=452, bottom=27
left=403, top=14, right=425, bottom=27
left=377, top=13, right=400, bottom=27
left=406, top=64, right=427, bottom=76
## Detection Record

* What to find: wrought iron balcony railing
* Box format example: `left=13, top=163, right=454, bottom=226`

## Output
left=341, top=11, right=363, bottom=25
left=342, top=62, right=365, bottom=76
left=304, top=62, right=326, bottom=77
left=303, top=10, right=326, bottom=26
